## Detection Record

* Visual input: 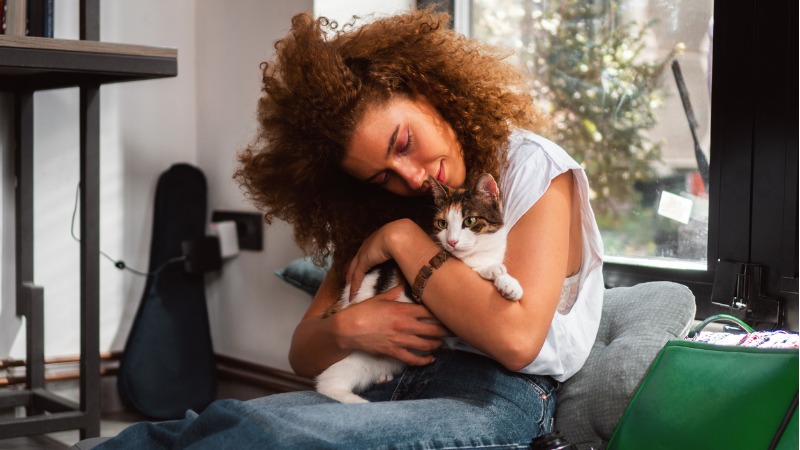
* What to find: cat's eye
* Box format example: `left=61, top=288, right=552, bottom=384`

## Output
left=436, top=219, right=447, bottom=229
left=464, top=217, right=477, bottom=227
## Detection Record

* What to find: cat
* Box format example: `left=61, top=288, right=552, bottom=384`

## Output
left=315, top=173, right=523, bottom=403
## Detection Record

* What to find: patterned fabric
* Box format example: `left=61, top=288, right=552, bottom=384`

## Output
left=688, top=330, right=800, bottom=349
left=557, top=273, right=581, bottom=315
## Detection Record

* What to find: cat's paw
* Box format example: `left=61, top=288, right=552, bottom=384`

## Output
left=336, top=393, right=370, bottom=404
left=378, top=373, right=395, bottom=384
left=477, top=264, right=507, bottom=281
left=495, top=274, right=523, bottom=301
left=318, top=389, right=370, bottom=404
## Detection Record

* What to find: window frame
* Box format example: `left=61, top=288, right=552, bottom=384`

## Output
left=605, top=0, right=798, bottom=330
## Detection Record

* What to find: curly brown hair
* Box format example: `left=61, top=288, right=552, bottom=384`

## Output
left=234, top=8, right=544, bottom=283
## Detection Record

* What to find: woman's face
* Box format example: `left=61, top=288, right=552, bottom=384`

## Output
left=342, top=95, right=466, bottom=197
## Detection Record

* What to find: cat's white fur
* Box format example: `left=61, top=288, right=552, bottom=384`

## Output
left=315, top=174, right=522, bottom=403
left=435, top=207, right=523, bottom=301
left=315, top=270, right=409, bottom=404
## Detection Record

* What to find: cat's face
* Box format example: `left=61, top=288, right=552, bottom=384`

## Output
left=430, top=173, right=504, bottom=257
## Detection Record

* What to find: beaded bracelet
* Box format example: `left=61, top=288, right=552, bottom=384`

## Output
left=410, top=250, right=449, bottom=303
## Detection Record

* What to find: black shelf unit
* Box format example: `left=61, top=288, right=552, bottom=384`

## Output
left=0, top=35, right=177, bottom=91
left=0, top=1, right=177, bottom=440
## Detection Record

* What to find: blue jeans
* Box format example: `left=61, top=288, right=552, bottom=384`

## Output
left=96, top=350, right=557, bottom=449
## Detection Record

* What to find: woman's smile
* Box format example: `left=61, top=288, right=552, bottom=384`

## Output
left=436, top=161, right=446, bottom=185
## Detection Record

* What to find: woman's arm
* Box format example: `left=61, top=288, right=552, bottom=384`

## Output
left=347, top=171, right=579, bottom=371
left=288, top=269, right=450, bottom=378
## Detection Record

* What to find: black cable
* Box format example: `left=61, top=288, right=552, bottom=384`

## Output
left=768, top=393, right=798, bottom=450
left=70, top=183, right=185, bottom=277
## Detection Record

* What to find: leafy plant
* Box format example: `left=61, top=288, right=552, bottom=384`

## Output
left=474, top=0, right=677, bottom=221
left=532, top=0, right=677, bottom=220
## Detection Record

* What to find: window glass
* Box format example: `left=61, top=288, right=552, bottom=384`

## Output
left=315, top=0, right=414, bottom=25
left=460, top=0, right=713, bottom=270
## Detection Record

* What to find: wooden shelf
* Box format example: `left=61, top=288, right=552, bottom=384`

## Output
left=0, top=36, right=178, bottom=91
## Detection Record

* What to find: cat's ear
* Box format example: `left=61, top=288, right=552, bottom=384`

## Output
left=474, top=173, right=500, bottom=202
left=428, top=175, right=449, bottom=206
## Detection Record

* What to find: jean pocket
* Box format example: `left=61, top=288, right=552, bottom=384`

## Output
left=516, top=374, right=557, bottom=430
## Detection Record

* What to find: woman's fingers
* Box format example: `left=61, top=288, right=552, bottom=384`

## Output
left=378, top=331, right=445, bottom=366
left=364, top=290, right=451, bottom=336
left=347, top=252, right=384, bottom=301
left=391, top=302, right=452, bottom=337
left=390, top=348, right=438, bottom=366
left=346, top=224, right=399, bottom=299
left=336, top=291, right=452, bottom=364
left=346, top=253, right=366, bottom=301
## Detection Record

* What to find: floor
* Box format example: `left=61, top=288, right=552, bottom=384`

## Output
left=0, top=410, right=144, bottom=450
left=0, top=377, right=276, bottom=449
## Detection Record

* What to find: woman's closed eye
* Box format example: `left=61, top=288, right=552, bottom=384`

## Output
left=371, top=171, right=391, bottom=186
left=398, top=130, right=413, bottom=155
left=369, top=130, right=414, bottom=187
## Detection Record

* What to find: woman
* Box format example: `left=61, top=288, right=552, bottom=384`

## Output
left=97, top=8, right=603, bottom=449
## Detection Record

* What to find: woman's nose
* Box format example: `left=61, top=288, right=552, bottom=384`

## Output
left=395, top=162, right=427, bottom=191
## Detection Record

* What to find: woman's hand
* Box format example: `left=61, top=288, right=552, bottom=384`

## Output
left=345, top=219, right=412, bottom=300
left=290, top=234, right=444, bottom=378
left=333, top=284, right=450, bottom=366
left=346, top=219, right=427, bottom=300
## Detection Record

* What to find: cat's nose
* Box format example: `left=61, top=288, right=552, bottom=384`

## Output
left=448, top=239, right=459, bottom=248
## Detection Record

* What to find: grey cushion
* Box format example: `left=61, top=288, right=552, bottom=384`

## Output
left=554, top=281, right=696, bottom=448
left=274, top=256, right=328, bottom=296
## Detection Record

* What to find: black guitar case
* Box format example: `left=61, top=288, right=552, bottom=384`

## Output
left=117, top=163, right=217, bottom=420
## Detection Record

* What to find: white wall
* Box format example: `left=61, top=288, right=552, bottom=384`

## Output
left=0, top=1, right=200, bottom=359
left=100, top=1, right=201, bottom=352
left=315, top=0, right=413, bottom=24
left=194, top=0, right=314, bottom=370
left=0, top=0, right=412, bottom=373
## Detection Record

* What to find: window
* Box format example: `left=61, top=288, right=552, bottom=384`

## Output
left=438, top=0, right=798, bottom=329
left=463, top=0, right=712, bottom=271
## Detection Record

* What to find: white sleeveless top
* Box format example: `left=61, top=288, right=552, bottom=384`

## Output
left=453, top=130, right=604, bottom=382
